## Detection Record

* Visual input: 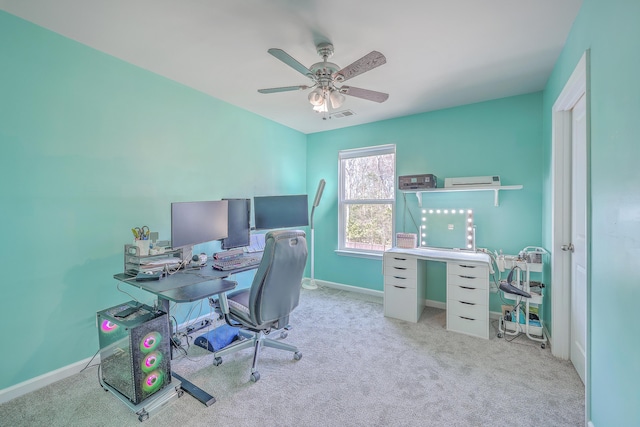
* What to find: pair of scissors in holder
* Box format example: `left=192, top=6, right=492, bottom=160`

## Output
left=133, top=226, right=150, bottom=240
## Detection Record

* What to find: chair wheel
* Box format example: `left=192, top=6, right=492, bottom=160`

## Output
left=293, top=351, right=302, bottom=361
left=541, top=343, right=546, bottom=349
left=250, top=371, right=260, bottom=382
left=213, top=357, right=222, bottom=366
left=497, top=333, right=503, bottom=338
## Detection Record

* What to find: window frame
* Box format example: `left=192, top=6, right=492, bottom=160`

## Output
left=337, top=144, right=396, bottom=258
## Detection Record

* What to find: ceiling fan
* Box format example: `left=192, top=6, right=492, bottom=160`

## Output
left=258, top=42, right=388, bottom=117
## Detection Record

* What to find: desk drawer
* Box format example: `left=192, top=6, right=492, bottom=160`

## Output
left=447, top=272, right=488, bottom=290
left=448, top=283, right=488, bottom=305
left=384, top=254, right=417, bottom=271
left=385, top=265, right=418, bottom=281
left=384, top=284, right=422, bottom=323
left=447, top=312, right=489, bottom=339
left=384, top=274, right=416, bottom=289
left=447, top=298, right=487, bottom=320
left=448, top=262, right=488, bottom=278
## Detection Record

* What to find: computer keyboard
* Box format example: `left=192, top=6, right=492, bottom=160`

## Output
left=212, top=255, right=262, bottom=271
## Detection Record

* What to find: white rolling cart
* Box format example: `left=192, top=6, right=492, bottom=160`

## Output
left=497, top=247, right=548, bottom=348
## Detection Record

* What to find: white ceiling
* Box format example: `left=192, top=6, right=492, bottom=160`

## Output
left=1, top=0, right=582, bottom=134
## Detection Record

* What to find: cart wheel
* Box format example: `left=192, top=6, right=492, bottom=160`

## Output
left=497, top=333, right=503, bottom=338
left=293, top=351, right=302, bottom=361
left=280, top=331, right=288, bottom=339
left=541, top=343, right=546, bottom=349
left=250, top=371, right=260, bottom=382
left=138, top=412, right=149, bottom=422
left=177, top=389, right=184, bottom=398
left=213, top=357, right=222, bottom=366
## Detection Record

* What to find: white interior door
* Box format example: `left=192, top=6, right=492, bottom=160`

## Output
left=570, top=93, right=587, bottom=384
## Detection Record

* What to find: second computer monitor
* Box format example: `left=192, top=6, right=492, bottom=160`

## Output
left=222, top=198, right=251, bottom=250
left=254, top=194, right=309, bottom=230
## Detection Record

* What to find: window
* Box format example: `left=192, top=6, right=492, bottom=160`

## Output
left=338, top=144, right=396, bottom=256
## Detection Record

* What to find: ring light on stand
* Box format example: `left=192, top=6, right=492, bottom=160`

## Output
left=302, top=179, right=325, bottom=290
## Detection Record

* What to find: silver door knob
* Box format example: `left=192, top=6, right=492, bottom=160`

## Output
left=561, top=243, right=575, bottom=252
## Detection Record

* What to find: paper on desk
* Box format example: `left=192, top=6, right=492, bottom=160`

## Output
left=141, top=258, right=182, bottom=266
left=246, top=234, right=266, bottom=253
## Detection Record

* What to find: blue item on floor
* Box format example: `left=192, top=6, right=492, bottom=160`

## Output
left=194, top=324, right=240, bottom=352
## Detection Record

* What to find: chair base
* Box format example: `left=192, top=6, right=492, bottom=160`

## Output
left=212, top=328, right=301, bottom=382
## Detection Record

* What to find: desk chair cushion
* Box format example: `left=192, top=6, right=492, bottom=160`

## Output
left=227, top=290, right=252, bottom=323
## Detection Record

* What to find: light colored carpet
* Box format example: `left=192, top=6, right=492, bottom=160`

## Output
left=0, top=286, right=584, bottom=426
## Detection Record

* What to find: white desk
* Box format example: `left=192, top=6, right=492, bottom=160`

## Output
left=383, top=247, right=492, bottom=339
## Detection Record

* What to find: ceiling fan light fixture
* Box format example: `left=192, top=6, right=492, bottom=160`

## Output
left=312, top=102, right=328, bottom=113
left=308, top=88, right=324, bottom=106
left=329, top=90, right=345, bottom=109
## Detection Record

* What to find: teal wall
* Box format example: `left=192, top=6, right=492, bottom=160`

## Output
left=6, top=3, right=640, bottom=423
left=307, top=93, right=544, bottom=313
left=542, top=0, right=640, bottom=424
left=0, top=12, right=306, bottom=389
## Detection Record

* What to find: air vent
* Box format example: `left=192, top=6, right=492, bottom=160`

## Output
left=329, top=110, right=356, bottom=119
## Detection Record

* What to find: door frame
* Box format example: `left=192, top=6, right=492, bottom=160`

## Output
left=550, top=50, right=590, bottom=419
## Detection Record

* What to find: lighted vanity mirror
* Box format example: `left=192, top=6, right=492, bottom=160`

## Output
left=420, top=209, right=474, bottom=250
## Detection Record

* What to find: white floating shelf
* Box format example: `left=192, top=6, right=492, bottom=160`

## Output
left=404, top=185, right=523, bottom=207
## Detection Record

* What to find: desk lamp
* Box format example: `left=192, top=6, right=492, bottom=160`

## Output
left=302, top=179, right=325, bottom=290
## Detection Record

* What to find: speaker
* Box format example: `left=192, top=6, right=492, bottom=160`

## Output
left=97, top=302, right=171, bottom=404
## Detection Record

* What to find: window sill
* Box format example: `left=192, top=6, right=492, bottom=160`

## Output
left=335, top=249, right=383, bottom=260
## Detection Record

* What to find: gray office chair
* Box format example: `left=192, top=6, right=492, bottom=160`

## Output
left=214, top=230, right=308, bottom=382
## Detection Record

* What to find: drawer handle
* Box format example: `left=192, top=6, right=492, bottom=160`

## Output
left=392, top=276, right=406, bottom=280
left=459, top=264, right=476, bottom=268
left=394, top=257, right=407, bottom=261
left=460, top=301, right=476, bottom=306
left=393, top=267, right=407, bottom=270
left=459, top=286, right=475, bottom=290
left=393, top=285, right=407, bottom=289
left=459, top=275, right=478, bottom=279
left=459, top=316, right=476, bottom=321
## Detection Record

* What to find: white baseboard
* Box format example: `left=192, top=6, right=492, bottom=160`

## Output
left=0, top=313, right=218, bottom=405
left=423, top=299, right=445, bottom=310
left=0, top=355, right=101, bottom=404
left=312, top=279, right=383, bottom=298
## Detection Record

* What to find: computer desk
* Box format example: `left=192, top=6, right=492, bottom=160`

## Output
left=113, top=254, right=262, bottom=406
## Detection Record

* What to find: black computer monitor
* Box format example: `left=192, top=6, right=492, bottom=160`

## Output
left=170, top=200, right=228, bottom=249
left=253, top=195, right=309, bottom=230
left=222, top=198, right=251, bottom=249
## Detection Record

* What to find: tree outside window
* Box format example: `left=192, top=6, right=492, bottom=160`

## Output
left=338, top=145, right=395, bottom=253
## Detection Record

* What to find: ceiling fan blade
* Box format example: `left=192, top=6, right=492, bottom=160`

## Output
left=333, top=51, right=387, bottom=82
left=268, top=48, right=314, bottom=79
left=258, top=85, right=310, bottom=94
left=339, top=86, right=389, bottom=103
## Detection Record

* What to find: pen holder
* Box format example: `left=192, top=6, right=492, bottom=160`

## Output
left=134, top=239, right=150, bottom=256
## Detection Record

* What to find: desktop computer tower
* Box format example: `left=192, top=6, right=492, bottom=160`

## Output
left=97, top=301, right=171, bottom=405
